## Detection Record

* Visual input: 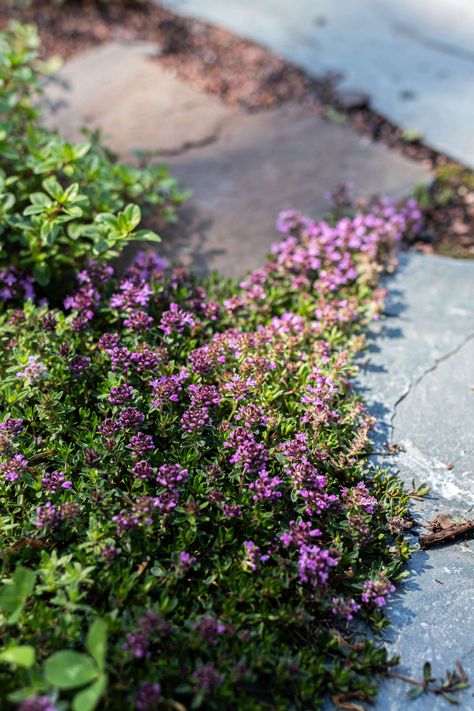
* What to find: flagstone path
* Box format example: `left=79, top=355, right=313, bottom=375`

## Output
left=44, top=35, right=474, bottom=709
left=43, top=41, right=428, bottom=277
left=160, top=0, right=474, bottom=168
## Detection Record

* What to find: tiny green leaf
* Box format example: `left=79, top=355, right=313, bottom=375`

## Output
left=86, top=619, right=107, bottom=671
left=0, top=646, right=35, bottom=668
left=44, top=651, right=98, bottom=689
left=72, top=674, right=107, bottom=711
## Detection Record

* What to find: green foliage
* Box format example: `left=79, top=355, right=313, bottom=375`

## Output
left=0, top=196, right=419, bottom=708
left=0, top=22, right=187, bottom=298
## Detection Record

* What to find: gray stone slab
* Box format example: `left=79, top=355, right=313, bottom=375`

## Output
left=43, top=41, right=232, bottom=154
left=356, top=253, right=474, bottom=710
left=43, top=43, right=430, bottom=278
left=161, top=104, right=429, bottom=277
left=160, top=0, right=474, bottom=168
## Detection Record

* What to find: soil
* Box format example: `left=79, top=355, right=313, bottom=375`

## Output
left=1, top=0, right=473, bottom=257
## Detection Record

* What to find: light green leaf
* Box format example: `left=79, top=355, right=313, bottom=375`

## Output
left=0, top=645, right=35, bottom=668
left=123, top=203, right=141, bottom=229
left=42, top=177, right=63, bottom=201
left=135, top=229, right=161, bottom=243
left=44, top=651, right=98, bottom=689
left=86, top=619, right=107, bottom=671
left=72, top=674, right=107, bottom=711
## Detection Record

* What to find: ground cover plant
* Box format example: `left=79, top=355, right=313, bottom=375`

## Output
left=0, top=22, right=186, bottom=302
left=0, top=191, right=424, bottom=709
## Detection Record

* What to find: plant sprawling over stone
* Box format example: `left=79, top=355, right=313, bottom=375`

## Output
left=0, top=23, right=186, bottom=298
left=0, top=197, right=423, bottom=710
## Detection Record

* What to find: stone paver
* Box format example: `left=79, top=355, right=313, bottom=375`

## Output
left=44, top=42, right=430, bottom=277
left=43, top=41, right=231, bottom=154
left=357, top=253, right=474, bottom=709
left=160, top=0, right=474, bottom=168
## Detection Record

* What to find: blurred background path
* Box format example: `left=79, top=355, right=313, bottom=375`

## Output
left=160, top=0, right=474, bottom=168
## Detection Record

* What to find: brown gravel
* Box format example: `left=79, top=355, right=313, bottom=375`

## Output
left=1, top=0, right=473, bottom=257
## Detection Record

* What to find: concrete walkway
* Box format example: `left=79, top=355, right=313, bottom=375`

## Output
left=160, top=0, right=474, bottom=168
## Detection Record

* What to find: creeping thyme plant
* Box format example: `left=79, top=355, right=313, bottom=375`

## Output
left=0, top=23, right=186, bottom=298
left=0, top=167, right=424, bottom=710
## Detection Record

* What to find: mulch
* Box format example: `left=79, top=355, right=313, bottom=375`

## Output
left=1, top=0, right=473, bottom=257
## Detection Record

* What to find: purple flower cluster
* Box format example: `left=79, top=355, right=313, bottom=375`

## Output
left=298, top=545, right=338, bottom=587
left=16, top=356, right=47, bottom=384
left=194, top=615, right=227, bottom=644
left=0, top=417, right=24, bottom=435
left=0, top=453, right=28, bottom=481
left=150, top=370, right=188, bottom=407
left=331, top=596, right=361, bottom=621
left=361, top=576, right=396, bottom=607
left=108, top=384, right=135, bottom=405
left=41, top=470, right=72, bottom=494
left=224, top=427, right=268, bottom=475
left=35, top=501, right=80, bottom=528
left=18, top=697, right=57, bottom=711
left=135, top=683, right=162, bottom=710
left=0, top=267, right=35, bottom=304
left=159, top=303, right=195, bottom=335
left=128, top=432, right=154, bottom=458
left=341, top=481, right=379, bottom=515
left=191, top=663, right=224, bottom=692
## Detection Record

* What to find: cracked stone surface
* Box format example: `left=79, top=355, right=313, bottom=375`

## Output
left=43, top=44, right=430, bottom=278
left=356, top=252, right=474, bottom=710
left=160, top=0, right=474, bottom=167
left=42, top=41, right=232, bottom=155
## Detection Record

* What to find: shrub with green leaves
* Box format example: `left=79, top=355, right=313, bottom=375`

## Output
left=0, top=22, right=186, bottom=298
left=0, top=197, right=423, bottom=710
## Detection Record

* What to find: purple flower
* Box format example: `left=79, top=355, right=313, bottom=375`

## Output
left=41, top=470, right=73, bottom=494
left=159, top=303, right=195, bottom=335
left=0, top=417, right=24, bottom=435
left=110, top=278, right=152, bottom=310
left=224, top=427, right=268, bottom=475
left=19, top=697, right=57, bottom=711
left=124, top=310, right=154, bottom=332
left=331, top=596, right=361, bottom=621
left=179, top=551, right=197, bottom=568
left=108, top=384, right=135, bottom=405
left=118, top=408, right=145, bottom=430
left=361, top=576, right=395, bottom=607
left=69, top=355, right=91, bottom=375
left=34, top=502, right=58, bottom=528
left=132, top=460, right=154, bottom=480
left=124, top=631, right=150, bottom=659
left=156, top=463, right=189, bottom=491
left=16, top=356, right=47, bottom=384
left=34, top=501, right=79, bottom=528
left=135, top=682, right=162, bottom=710
left=181, top=405, right=210, bottom=433
left=150, top=371, right=188, bottom=407
left=248, top=469, right=282, bottom=502
left=298, top=545, right=338, bottom=586
left=194, top=615, right=227, bottom=644
left=128, top=432, right=154, bottom=458
left=242, top=540, right=262, bottom=572
left=191, top=662, right=224, bottom=693
left=341, top=481, right=378, bottom=514
left=0, top=453, right=28, bottom=481
left=280, top=520, right=322, bottom=548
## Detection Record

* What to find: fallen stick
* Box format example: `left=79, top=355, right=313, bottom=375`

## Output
left=420, top=520, right=474, bottom=549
